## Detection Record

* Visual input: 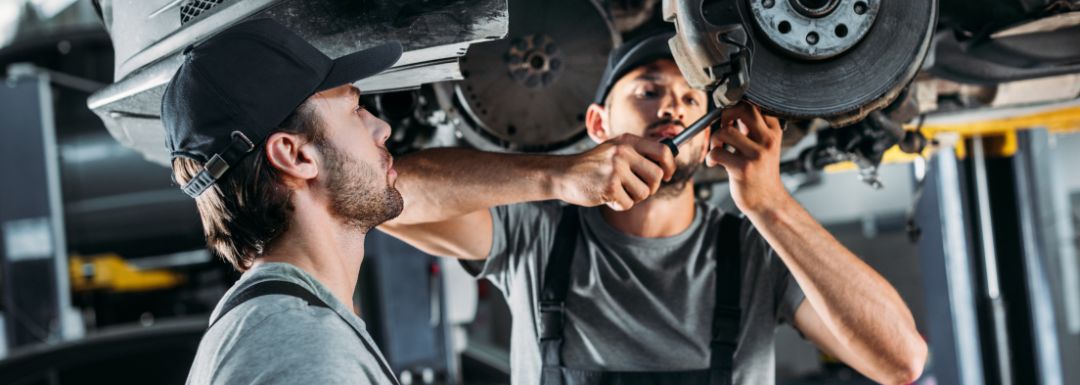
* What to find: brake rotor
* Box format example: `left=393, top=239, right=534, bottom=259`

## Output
left=454, top=0, right=618, bottom=152
left=741, top=0, right=938, bottom=125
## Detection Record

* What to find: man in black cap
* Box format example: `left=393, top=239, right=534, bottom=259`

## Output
left=162, top=18, right=403, bottom=384
left=381, top=31, right=926, bottom=385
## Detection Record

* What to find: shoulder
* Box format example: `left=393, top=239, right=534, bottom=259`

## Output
left=199, top=298, right=374, bottom=383
left=210, top=296, right=360, bottom=361
left=229, top=296, right=354, bottom=347
left=489, top=201, right=570, bottom=244
left=493, top=200, right=565, bottom=221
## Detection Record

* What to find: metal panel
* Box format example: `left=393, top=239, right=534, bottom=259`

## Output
left=1012, top=128, right=1068, bottom=385
left=89, top=0, right=509, bottom=166
left=0, top=74, right=78, bottom=349
left=970, top=136, right=1014, bottom=385
left=915, top=147, right=986, bottom=385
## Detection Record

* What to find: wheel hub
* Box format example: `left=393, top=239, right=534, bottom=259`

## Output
left=749, top=0, right=880, bottom=60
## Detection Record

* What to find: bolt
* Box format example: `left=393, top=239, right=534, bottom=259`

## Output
left=806, top=32, right=819, bottom=45
left=763, top=0, right=775, bottom=8
left=854, top=1, right=867, bottom=15
left=529, top=54, right=546, bottom=70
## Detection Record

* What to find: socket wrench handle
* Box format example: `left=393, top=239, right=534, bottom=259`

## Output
left=660, top=107, right=724, bottom=157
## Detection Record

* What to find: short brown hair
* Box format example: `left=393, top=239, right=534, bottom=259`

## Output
left=172, top=100, right=323, bottom=271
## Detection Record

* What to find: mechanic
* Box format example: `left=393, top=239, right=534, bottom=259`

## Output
left=163, top=19, right=404, bottom=384
left=381, top=31, right=927, bottom=385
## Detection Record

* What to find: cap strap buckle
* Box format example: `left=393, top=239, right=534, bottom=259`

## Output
left=181, top=131, right=256, bottom=198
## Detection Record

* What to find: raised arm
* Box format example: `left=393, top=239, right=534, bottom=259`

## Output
left=379, top=135, right=675, bottom=260
left=708, top=103, right=927, bottom=385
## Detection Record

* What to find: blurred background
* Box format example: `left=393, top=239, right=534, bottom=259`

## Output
left=0, top=0, right=1079, bottom=384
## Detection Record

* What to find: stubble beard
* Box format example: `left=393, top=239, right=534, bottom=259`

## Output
left=320, top=143, right=404, bottom=232
left=654, top=145, right=702, bottom=199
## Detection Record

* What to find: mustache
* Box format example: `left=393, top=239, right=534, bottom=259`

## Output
left=646, top=118, right=687, bottom=132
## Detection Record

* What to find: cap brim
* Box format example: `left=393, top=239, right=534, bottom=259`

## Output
left=316, top=42, right=403, bottom=91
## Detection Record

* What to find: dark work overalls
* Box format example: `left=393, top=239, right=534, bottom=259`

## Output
left=539, top=206, right=743, bottom=385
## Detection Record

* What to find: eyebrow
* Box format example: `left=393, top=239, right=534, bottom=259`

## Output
left=633, top=72, right=664, bottom=82
left=348, top=86, right=361, bottom=99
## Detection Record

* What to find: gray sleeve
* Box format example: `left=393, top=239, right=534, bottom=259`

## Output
left=210, top=311, right=388, bottom=385
left=740, top=219, right=805, bottom=326
left=459, top=202, right=563, bottom=291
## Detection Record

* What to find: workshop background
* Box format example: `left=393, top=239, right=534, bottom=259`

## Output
left=0, top=0, right=1079, bottom=384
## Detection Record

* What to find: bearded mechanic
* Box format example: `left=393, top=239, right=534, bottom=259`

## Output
left=164, top=19, right=406, bottom=384
left=380, top=32, right=926, bottom=385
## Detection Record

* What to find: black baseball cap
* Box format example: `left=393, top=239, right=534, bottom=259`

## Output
left=162, top=18, right=402, bottom=198
left=593, top=30, right=675, bottom=105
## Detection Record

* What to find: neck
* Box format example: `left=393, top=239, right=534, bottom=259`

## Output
left=253, top=196, right=366, bottom=314
left=600, top=181, right=697, bottom=238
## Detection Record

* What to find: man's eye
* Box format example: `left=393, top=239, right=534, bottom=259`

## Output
left=355, top=103, right=367, bottom=113
left=636, top=89, right=658, bottom=98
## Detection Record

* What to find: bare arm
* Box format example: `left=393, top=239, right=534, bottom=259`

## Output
left=709, top=103, right=926, bottom=385
left=380, top=136, right=675, bottom=259
left=380, top=149, right=558, bottom=260
left=756, top=202, right=926, bottom=385
left=389, top=149, right=560, bottom=226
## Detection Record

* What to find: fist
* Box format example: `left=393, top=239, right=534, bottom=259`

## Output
left=557, top=134, right=676, bottom=211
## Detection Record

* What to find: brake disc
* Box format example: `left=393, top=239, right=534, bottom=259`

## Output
left=453, top=0, right=618, bottom=152
left=740, top=0, right=938, bottom=125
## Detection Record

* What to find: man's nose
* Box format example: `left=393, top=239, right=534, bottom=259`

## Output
left=376, top=118, right=392, bottom=144
left=657, top=94, right=686, bottom=122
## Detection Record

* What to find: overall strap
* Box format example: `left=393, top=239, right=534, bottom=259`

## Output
left=208, top=280, right=401, bottom=385
left=538, top=205, right=582, bottom=368
left=710, top=213, right=744, bottom=376
left=210, top=280, right=327, bottom=328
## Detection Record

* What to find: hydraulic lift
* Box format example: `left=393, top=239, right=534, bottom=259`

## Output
left=912, top=103, right=1080, bottom=385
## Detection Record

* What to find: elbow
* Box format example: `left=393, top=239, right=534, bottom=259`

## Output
left=888, top=363, right=924, bottom=385
left=885, top=339, right=927, bottom=385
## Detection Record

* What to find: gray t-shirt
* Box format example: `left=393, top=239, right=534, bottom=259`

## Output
left=463, top=201, right=805, bottom=385
left=186, top=262, right=397, bottom=385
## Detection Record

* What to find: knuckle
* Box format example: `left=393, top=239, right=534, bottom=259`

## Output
left=611, top=144, right=627, bottom=159
left=646, top=166, right=660, bottom=178
left=602, top=184, right=617, bottom=197
left=597, top=163, right=614, bottom=178
left=605, top=173, right=620, bottom=187
left=603, top=148, right=620, bottom=164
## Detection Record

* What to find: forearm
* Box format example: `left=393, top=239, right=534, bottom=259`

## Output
left=747, top=197, right=925, bottom=380
left=389, top=147, right=562, bottom=225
